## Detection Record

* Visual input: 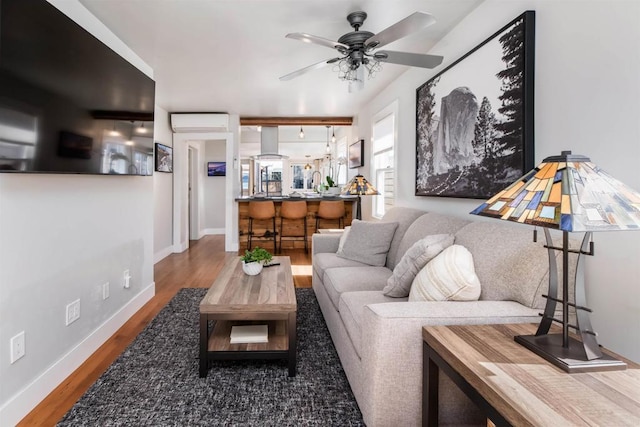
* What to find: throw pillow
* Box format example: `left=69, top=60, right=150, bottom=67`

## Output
left=336, top=226, right=351, bottom=254
left=336, top=220, right=399, bottom=266
left=382, top=234, right=455, bottom=298
left=408, top=245, right=481, bottom=302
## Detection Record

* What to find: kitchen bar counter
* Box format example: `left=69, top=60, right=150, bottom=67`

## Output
left=237, top=196, right=356, bottom=252
left=235, top=195, right=358, bottom=202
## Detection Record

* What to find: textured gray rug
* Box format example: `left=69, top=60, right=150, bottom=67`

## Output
left=58, top=288, right=364, bottom=426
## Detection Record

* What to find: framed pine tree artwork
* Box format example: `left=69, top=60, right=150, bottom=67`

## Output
left=415, top=11, right=535, bottom=199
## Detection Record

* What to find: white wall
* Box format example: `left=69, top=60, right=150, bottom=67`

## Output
left=0, top=1, right=156, bottom=424
left=357, top=0, right=640, bottom=361
left=204, top=140, right=227, bottom=233
left=153, top=106, right=174, bottom=263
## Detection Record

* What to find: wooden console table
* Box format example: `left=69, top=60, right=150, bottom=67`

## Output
left=422, top=323, right=640, bottom=426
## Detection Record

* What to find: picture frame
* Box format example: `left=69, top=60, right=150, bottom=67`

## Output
left=348, top=139, right=364, bottom=169
left=207, top=161, right=226, bottom=176
left=155, top=143, right=173, bottom=173
left=415, top=11, right=535, bottom=199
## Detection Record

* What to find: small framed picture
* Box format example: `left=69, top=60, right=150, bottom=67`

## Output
left=207, top=161, right=226, bottom=176
left=348, top=140, right=364, bottom=169
left=155, top=143, right=173, bottom=173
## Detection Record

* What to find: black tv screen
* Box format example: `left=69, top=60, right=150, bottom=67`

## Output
left=0, top=0, right=156, bottom=175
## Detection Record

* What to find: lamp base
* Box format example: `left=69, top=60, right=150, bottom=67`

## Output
left=515, top=334, right=627, bottom=373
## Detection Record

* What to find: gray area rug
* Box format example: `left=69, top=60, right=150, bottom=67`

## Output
left=58, top=288, right=364, bottom=426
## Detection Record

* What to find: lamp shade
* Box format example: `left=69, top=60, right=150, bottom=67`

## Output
left=470, top=151, right=640, bottom=232
left=342, top=174, right=379, bottom=196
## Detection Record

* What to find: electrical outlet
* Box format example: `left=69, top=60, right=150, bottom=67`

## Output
left=102, top=282, right=110, bottom=300
left=123, top=269, right=131, bottom=289
left=10, top=331, right=25, bottom=364
left=66, top=299, right=80, bottom=325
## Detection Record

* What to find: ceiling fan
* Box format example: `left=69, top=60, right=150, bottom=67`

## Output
left=280, top=11, right=444, bottom=90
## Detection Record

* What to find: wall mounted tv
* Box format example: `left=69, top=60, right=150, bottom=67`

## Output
left=0, top=0, right=156, bottom=175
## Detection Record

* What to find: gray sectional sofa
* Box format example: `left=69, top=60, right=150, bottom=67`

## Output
left=311, top=207, right=558, bottom=426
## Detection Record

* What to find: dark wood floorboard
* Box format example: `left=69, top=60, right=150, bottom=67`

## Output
left=18, top=236, right=312, bottom=426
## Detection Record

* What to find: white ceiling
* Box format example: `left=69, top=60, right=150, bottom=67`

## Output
left=79, top=0, right=483, bottom=118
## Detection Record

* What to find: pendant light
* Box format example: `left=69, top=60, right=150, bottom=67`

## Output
left=299, top=126, right=305, bottom=139
left=325, top=126, right=331, bottom=153
left=109, top=121, right=120, bottom=137
left=125, top=121, right=135, bottom=146
left=136, top=122, right=147, bottom=134
left=331, top=126, right=336, bottom=143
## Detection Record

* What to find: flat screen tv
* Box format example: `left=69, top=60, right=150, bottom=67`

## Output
left=207, top=162, right=226, bottom=176
left=0, top=0, right=156, bottom=175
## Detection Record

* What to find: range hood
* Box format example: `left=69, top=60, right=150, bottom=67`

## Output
left=255, top=126, right=289, bottom=159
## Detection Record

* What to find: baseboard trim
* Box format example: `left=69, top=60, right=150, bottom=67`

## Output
left=203, top=228, right=225, bottom=235
left=154, top=246, right=174, bottom=264
left=0, top=282, right=156, bottom=426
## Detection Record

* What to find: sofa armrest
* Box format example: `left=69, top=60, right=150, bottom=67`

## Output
left=359, top=301, right=540, bottom=426
left=312, top=233, right=341, bottom=255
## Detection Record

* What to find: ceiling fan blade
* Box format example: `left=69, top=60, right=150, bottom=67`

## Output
left=365, top=12, right=436, bottom=49
left=375, top=50, right=443, bottom=68
left=286, top=33, right=349, bottom=51
left=279, top=58, right=341, bottom=81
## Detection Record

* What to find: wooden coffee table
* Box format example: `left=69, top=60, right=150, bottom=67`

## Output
left=199, top=256, right=297, bottom=377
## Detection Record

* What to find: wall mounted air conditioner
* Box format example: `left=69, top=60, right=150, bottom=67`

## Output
left=170, top=113, right=229, bottom=133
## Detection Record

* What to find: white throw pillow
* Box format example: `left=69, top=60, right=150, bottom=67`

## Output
left=383, top=234, right=455, bottom=298
left=408, top=245, right=481, bottom=302
left=336, top=220, right=399, bottom=266
left=336, top=226, right=351, bottom=254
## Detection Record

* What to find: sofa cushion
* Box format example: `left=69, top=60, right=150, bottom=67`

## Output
left=383, top=234, right=455, bottom=298
left=395, top=213, right=471, bottom=261
left=323, top=266, right=392, bottom=311
left=313, top=252, right=369, bottom=279
left=454, top=221, right=550, bottom=308
left=380, top=207, right=428, bottom=270
left=339, top=291, right=407, bottom=358
left=409, top=245, right=481, bottom=302
left=337, top=220, right=399, bottom=266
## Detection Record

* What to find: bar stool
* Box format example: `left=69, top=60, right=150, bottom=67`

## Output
left=315, top=200, right=345, bottom=232
left=248, top=200, right=277, bottom=253
left=279, top=200, right=308, bottom=253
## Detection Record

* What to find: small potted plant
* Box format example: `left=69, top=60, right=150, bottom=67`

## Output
left=326, top=176, right=341, bottom=195
left=240, top=247, right=273, bottom=275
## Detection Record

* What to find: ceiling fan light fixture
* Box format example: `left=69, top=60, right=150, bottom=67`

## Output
left=367, top=40, right=380, bottom=49
left=281, top=11, right=442, bottom=90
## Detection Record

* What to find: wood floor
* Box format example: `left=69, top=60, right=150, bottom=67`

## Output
left=18, top=236, right=312, bottom=426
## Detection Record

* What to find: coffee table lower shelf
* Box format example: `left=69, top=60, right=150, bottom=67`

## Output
left=199, top=315, right=296, bottom=378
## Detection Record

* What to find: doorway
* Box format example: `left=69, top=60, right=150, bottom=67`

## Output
left=173, top=132, right=238, bottom=253
left=188, top=146, right=199, bottom=240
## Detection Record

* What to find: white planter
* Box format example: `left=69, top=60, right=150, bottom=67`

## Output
left=328, top=187, right=341, bottom=195
left=242, top=260, right=264, bottom=275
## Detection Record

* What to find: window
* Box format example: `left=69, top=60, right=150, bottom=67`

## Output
left=372, top=111, right=395, bottom=218
left=256, top=160, right=283, bottom=195
left=290, top=162, right=314, bottom=191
